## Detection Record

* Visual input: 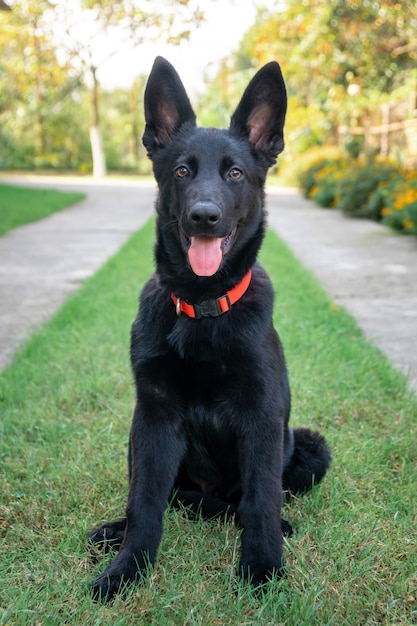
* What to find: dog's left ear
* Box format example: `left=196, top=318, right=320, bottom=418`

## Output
left=142, top=56, right=196, bottom=157
left=230, top=61, right=287, bottom=166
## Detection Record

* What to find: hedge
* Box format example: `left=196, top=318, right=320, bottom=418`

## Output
left=298, top=155, right=417, bottom=235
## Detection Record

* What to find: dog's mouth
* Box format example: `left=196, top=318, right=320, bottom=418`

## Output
left=181, top=228, right=237, bottom=276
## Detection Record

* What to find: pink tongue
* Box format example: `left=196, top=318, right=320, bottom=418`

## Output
left=188, top=236, right=223, bottom=276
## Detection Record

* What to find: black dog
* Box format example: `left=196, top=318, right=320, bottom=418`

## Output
left=88, top=57, right=330, bottom=602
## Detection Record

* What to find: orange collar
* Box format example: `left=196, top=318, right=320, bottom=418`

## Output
left=171, top=269, right=252, bottom=319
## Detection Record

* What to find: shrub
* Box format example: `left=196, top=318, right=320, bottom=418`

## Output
left=298, top=156, right=346, bottom=200
left=279, top=145, right=344, bottom=188
left=309, top=161, right=347, bottom=208
left=379, top=172, right=417, bottom=235
left=298, top=159, right=332, bottom=198
left=335, top=160, right=400, bottom=219
left=296, top=149, right=417, bottom=235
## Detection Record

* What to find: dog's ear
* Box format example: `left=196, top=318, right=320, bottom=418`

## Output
left=142, top=56, right=196, bottom=157
left=230, top=61, right=287, bottom=165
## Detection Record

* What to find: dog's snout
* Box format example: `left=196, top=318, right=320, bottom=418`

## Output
left=189, top=202, right=221, bottom=228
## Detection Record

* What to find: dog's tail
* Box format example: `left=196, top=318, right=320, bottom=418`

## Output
left=282, top=427, right=331, bottom=495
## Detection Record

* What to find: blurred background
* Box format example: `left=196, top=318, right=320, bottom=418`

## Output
left=1, top=0, right=416, bottom=180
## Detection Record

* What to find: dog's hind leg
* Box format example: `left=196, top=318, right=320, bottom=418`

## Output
left=282, top=428, right=331, bottom=495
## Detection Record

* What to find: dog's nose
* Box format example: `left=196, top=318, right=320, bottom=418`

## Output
left=189, top=202, right=221, bottom=228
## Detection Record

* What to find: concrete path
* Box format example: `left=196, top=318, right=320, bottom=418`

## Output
left=268, top=187, right=417, bottom=392
left=0, top=176, right=416, bottom=393
left=0, top=176, right=154, bottom=370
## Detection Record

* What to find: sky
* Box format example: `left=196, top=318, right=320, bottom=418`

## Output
left=97, top=1, right=261, bottom=95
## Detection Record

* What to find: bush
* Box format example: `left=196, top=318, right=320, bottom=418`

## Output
left=336, top=160, right=400, bottom=219
left=279, top=146, right=344, bottom=188
left=298, top=156, right=346, bottom=199
left=309, top=161, right=347, bottom=208
left=298, top=159, right=332, bottom=198
left=379, top=172, right=417, bottom=235
left=296, top=150, right=417, bottom=235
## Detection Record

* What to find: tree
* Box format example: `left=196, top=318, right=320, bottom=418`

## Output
left=45, top=0, right=204, bottom=177
left=229, top=0, right=417, bottom=156
left=0, top=0, right=87, bottom=169
left=0, top=0, right=205, bottom=175
left=239, top=1, right=416, bottom=100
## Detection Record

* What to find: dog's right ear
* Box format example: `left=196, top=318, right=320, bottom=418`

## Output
left=142, top=56, right=196, bottom=157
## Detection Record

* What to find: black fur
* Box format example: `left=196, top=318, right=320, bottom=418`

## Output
left=88, top=57, right=331, bottom=602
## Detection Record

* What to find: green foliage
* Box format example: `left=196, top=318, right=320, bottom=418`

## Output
left=297, top=153, right=417, bottom=234
left=294, top=147, right=346, bottom=208
left=309, top=162, right=346, bottom=208
left=100, top=82, right=153, bottom=174
left=280, top=146, right=344, bottom=189
left=344, top=136, right=364, bottom=160
left=299, top=159, right=347, bottom=208
left=0, top=221, right=416, bottom=623
left=228, top=2, right=417, bottom=166
left=0, top=184, right=85, bottom=235
left=0, top=1, right=90, bottom=171
left=336, top=160, right=400, bottom=218
left=379, top=172, right=417, bottom=234
left=2, top=0, right=416, bottom=172
left=0, top=0, right=201, bottom=174
left=195, top=62, right=240, bottom=128
left=0, top=131, right=36, bottom=171
left=240, top=1, right=416, bottom=101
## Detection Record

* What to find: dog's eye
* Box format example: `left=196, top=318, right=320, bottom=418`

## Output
left=175, top=166, right=189, bottom=178
left=228, top=167, right=243, bottom=180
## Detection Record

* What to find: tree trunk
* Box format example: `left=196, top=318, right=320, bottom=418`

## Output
left=90, top=126, right=107, bottom=178
left=130, top=79, right=140, bottom=166
left=90, top=65, right=107, bottom=177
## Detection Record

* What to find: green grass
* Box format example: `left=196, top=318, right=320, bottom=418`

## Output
left=0, top=184, right=85, bottom=235
left=0, top=220, right=416, bottom=625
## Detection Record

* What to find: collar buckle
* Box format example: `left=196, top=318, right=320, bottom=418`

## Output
left=193, top=294, right=230, bottom=319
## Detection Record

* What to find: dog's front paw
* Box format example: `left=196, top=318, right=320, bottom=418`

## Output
left=239, top=558, right=285, bottom=588
left=87, top=518, right=126, bottom=554
left=90, top=562, right=140, bottom=603
left=90, top=549, right=149, bottom=603
left=90, top=571, right=126, bottom=603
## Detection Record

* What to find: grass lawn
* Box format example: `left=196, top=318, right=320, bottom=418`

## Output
left=0, top=184, right=85, bottom=236
left=0, top=219, right=416, bottom=625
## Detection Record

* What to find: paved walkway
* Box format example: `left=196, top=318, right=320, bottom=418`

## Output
left=1, top=176, right=416, bottom=392
left=267, top=188, right=417, bottom=392
left=0, top=176, right=153, bottom=370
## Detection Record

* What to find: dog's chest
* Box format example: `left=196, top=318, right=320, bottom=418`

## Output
left=167, top=317, right=259, bottom=410
left=167, top=314, right=232, bottom=361
left=181, top=357, right=232, bottom=405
